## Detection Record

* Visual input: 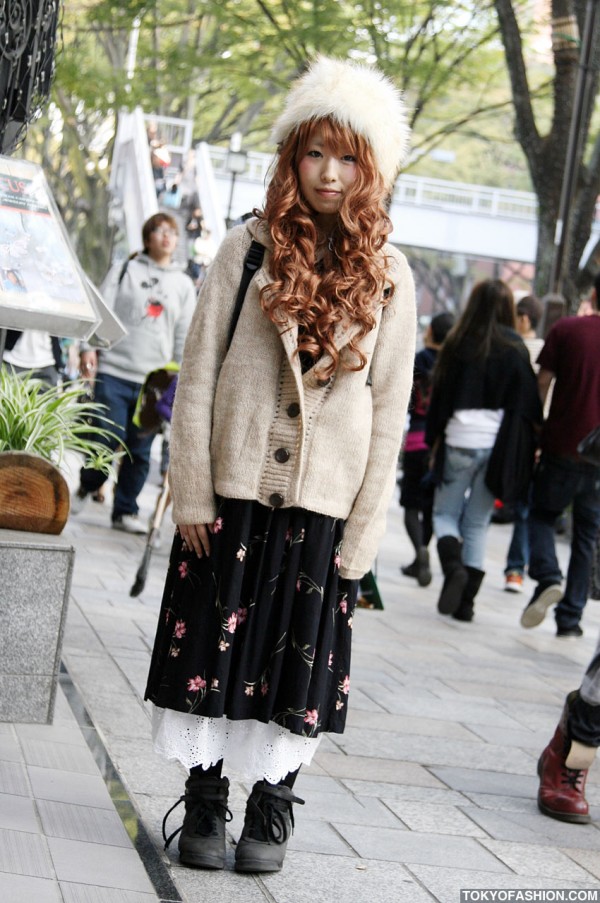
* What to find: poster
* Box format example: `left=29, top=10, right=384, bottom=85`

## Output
left=0, top=156, right=100, bottom=339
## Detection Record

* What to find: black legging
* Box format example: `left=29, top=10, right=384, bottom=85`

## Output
left=404, top=506, right=433, bottom=554
left=190, top=761, right=300, bottom=789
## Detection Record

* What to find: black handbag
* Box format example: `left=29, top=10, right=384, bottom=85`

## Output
left=485, top=409, right=537, bottom=505
left=577, top=426, right=600, bottom=466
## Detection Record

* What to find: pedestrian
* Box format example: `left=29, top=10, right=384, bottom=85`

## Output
left=150, top=145, right=171, bottom=200
left=503, top=294, right=545, bottom=593
left=144, top=55, right=415, bottom=874
left=2, top=329, right=63, bottom=386
left=520, top=276, right=600, bottom=637
left=537, top=636, right=599, bottom=823
left=71, top=213, right=196, bottom=533
left=185, top=206, right=204, bottom=244
left=425, top=279, right=541, bottom=622
left=400, top=311, right=455, bottom=587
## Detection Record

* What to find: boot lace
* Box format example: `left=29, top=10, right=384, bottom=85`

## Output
left=162, top=791, right=232, bottom=850
left=246, top=786, right=305, bottom=845
left=561, top=766, right=585, bottom=791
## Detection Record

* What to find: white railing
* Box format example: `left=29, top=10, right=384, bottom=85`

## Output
left=207, top=145, right=540, bottom=223
left=195, top=143, right=227, bottom=245
left=208, top=145, right=274, bottom=185
left=392, top=174, right=538, bottom=222
left=142, top=113, right=194, bottom=171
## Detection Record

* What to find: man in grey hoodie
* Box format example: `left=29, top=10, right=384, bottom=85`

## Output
left=73, top=213, right=196, bottom=533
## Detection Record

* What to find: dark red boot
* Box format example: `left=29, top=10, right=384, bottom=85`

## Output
left=537, top=695, right=595, bottom=824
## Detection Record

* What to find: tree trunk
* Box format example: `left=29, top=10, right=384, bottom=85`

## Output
left=495, top=0, right=600, bottom=309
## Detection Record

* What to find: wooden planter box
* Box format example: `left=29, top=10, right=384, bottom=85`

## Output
left=0, top=528, right=74, bottom=723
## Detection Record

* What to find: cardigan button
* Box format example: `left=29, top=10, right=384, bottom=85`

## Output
left=316, top=376, right=331, bottom=388
left=287, top=402, right=300, bottom=418
left=269, top=492, right=284, bottom=508
left=274, top=447, right=290, bottom=463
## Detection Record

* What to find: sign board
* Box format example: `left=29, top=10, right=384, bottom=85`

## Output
left=0, top=155, right=100, bottom=339
left=83, top=277, right=127, bottom=349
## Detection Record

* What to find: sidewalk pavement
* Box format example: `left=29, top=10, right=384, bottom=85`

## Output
left=2, top=458, right=600, bottom=903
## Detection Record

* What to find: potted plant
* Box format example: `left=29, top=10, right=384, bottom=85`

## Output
left=0, top=368, right=122, bottom=534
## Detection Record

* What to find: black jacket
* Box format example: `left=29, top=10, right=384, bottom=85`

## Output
left=425, top=329, right=542, bottom=504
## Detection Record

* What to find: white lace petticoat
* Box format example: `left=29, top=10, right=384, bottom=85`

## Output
left=151, top=706, right=322, bottom=783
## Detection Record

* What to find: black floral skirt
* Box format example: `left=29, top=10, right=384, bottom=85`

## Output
left=144, top=499, right=359, bottom=738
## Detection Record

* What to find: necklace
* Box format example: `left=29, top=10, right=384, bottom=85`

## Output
left=316, top=230, right=335, bottom=252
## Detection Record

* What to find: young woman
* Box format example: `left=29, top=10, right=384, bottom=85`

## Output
left=144, top=56, right=416, bottom=874
left=399, top=311, right=455, bottom=587
left=503, top=294, right=545, bottom=593
left=425, top=280, right=541, bottom=622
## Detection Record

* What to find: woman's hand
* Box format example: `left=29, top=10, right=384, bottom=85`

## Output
left=178, top=523, right=212, bottom=558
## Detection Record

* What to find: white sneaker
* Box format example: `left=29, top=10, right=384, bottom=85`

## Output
left=504, top=571, right=524, bottom=593
left=70, top=487, right=90, bottom=515
left=112, top=514, right=148, bottom=535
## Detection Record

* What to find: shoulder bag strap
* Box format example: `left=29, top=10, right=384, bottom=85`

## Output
left=226, top=239, right=265, bottom=350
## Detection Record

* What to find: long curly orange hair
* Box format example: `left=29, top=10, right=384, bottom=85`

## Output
left=257, top=117, right=393, bottom=376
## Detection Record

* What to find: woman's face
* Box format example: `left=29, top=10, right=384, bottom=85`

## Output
left=298, top=128, right=357, bottom=230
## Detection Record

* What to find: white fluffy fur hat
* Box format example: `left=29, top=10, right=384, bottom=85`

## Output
left=271, top=55, right=411, bottom=190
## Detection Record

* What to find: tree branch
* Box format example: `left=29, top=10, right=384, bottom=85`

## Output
left=493, top=0, right=541, bottom=160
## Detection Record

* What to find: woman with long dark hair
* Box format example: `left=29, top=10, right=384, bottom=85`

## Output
left=426, top=279, right=541, bottom=621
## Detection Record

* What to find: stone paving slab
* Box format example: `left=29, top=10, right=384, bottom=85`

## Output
left=467, top=806, right=600, bottom=850
left=407, top=865, right=600, bottom=903
left=332, top=823, right=511, bottom=871
left=335, top=727, right=539, bottom=774
left=3, top=459, right=600, bottom=903
left=0, top=792, right=39, bottom=834
left=341, top=779, right=473, bottom=807
left=0, top=826, right=54, bottom=878
left=0, top=873, right=62, bottom=903
left=60, top=886, right=159, bottom=903
left=561, top=847, right=600, bottom=880
left=261, top=853, right=434, bottom=903
left=461, top=722, right=555, bottom=750
left=478, top=838, right=596, bottom=881
left=37, top=799, right=132, bottom=847
left=316, top=751, right=449, bottom=787
left=46, top=836, right=156, bottom=893
left=384, top=799, right=487, bottom=837
left=27, top=765, right=117, bottom=811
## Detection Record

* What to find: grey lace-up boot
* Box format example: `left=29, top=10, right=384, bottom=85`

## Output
left=162, top=774, right=232, bottom=869
left=234, top=781, right=305, bottom=873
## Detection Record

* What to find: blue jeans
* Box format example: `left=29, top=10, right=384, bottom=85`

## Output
left=433, top=445, right=495, bottom=569
left=528, top=454, right=600, bottom=630
left=79, top=373, right=156, bottom=520
left=568, top=631, right=600, bottom=747
left=505, top=499, right=530, bottom=575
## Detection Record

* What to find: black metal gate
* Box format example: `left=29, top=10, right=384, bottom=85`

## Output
left=0, top=1, right=60, bottom=154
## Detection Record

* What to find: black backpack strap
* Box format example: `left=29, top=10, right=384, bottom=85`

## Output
left=118, top=252, right=139, bottom=285
left=227, top=240, right=265, bottom=349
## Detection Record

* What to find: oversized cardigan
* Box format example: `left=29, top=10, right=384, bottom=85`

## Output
left=169, top=218, right=416, bottom=579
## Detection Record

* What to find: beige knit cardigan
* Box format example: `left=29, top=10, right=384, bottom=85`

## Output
left=169, top=219, right=416, bottom=579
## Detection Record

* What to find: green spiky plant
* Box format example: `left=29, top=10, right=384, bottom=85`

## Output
left=0, top=368, right=125, bottom=479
